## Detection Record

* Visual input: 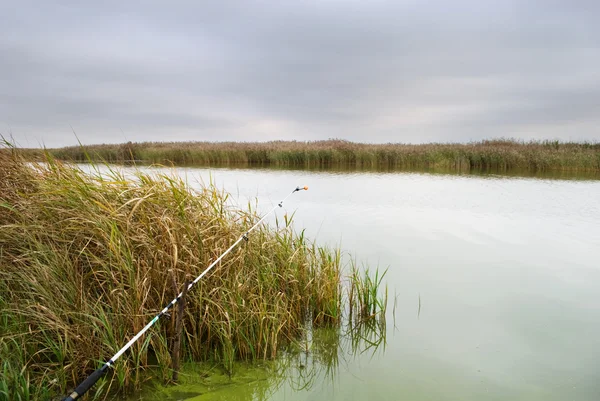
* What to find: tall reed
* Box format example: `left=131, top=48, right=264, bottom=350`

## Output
left=0, top=149, right=386, bottom=400
left=22, top=139, right=600, bottom=173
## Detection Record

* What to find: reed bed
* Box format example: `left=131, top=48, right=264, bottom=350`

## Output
left=0, top=149, right=386, bottom=400
left=28, top=139, right=600, bottom=172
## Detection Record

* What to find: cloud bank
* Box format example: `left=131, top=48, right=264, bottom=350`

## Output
left=1, top=1, right=599, bottom=147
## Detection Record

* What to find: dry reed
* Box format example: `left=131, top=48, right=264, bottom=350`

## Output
left=0, top=148, right=386, bottom=400
left=20, top=139, right=600, bottom=173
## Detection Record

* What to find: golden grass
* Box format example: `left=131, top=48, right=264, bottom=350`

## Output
left=0, top=148, right=386, bottom=400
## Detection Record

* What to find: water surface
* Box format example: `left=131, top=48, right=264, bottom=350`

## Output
left=97, top=166, right=600, bottom=401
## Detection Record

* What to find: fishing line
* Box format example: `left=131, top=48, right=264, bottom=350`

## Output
left=62, top=185, right=308, bottom=401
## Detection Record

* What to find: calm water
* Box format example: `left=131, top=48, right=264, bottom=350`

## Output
left=94, top=165, right=600, bottom=401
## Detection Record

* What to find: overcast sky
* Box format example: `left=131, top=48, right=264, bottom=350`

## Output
left=1, top=1, right=599, bottom=147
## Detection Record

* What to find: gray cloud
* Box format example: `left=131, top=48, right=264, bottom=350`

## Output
left=1, top=0, right=599, bottom=147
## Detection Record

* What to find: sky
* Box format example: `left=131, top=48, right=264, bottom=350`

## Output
left=1, top=1, right=599, bottom=147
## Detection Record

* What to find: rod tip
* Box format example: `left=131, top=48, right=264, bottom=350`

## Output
left=303, top=185, right=308, bottom=191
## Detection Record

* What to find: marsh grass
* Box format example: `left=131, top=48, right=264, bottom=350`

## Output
left=23, top=139, right=600, bottom=173
left=348, top=265, right=388, bottom=324
left=0, top=149, right=387, bottom=400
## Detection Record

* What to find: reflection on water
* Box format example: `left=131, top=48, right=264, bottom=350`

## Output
left=126, top=319, right=386, bottom=401
left=103, top=161, right=600, bottom=182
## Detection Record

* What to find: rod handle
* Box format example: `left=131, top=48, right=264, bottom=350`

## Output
left=63, top=365, right=108, bottom=401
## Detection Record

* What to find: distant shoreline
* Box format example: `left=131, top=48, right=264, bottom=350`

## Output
left=14, top=139, right=600, bottom=172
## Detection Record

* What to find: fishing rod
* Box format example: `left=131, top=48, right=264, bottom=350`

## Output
left=63, top=185, right=309, bottom=401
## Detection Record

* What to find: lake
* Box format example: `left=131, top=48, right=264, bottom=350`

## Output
left=98, top=165, right=600, bottom=401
